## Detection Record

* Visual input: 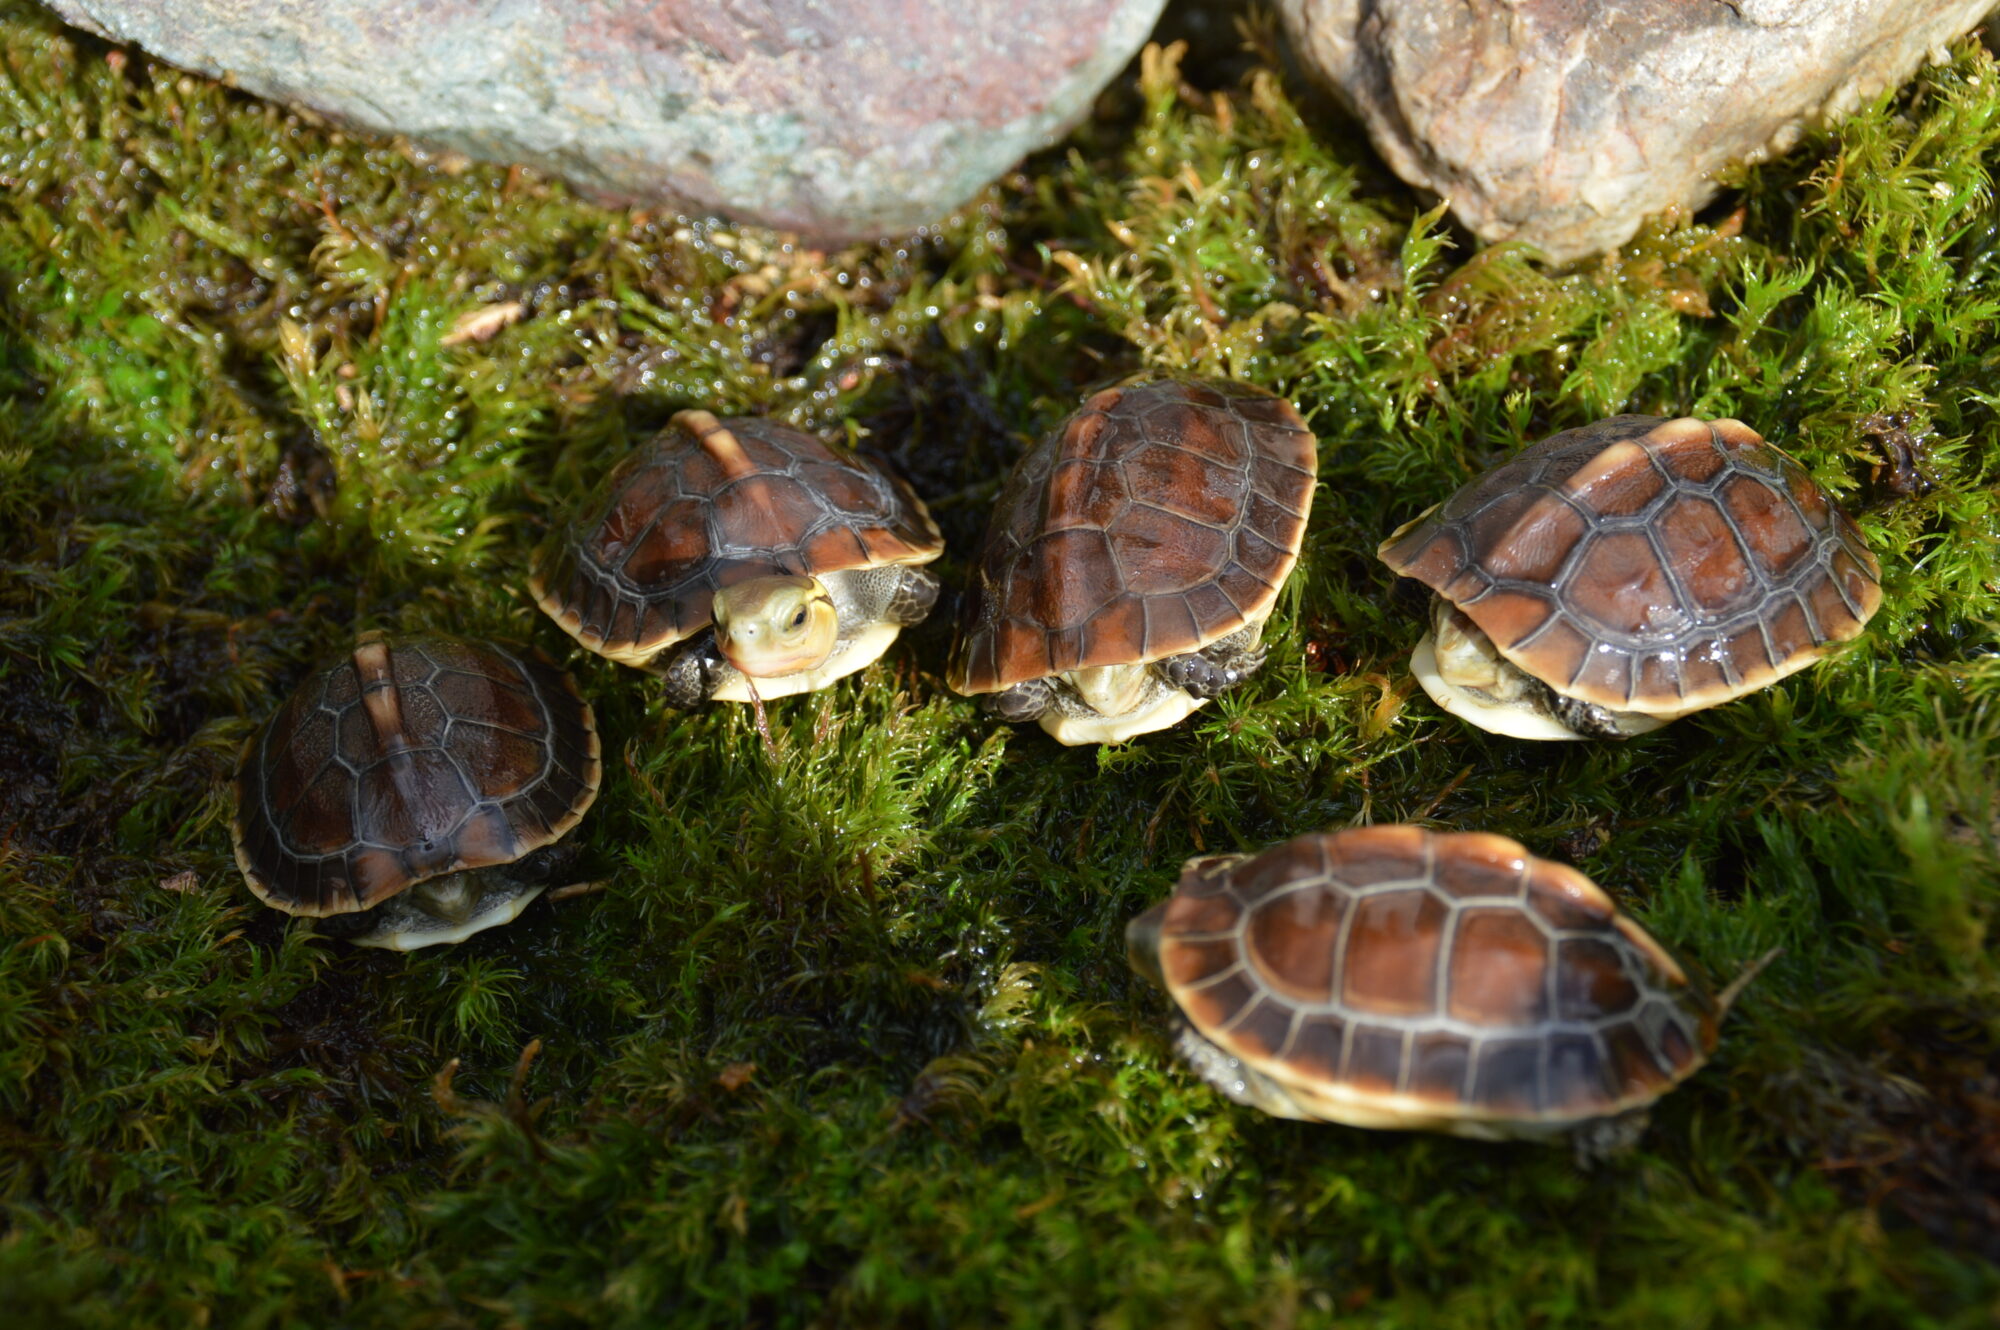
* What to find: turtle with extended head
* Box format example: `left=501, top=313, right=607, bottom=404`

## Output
left=1379, top=415, right=1881, bottom=739
left=1128, top=825, right=1768, bottom=1153
left=532, top=409, right=945, bottom=707
left=233, top=632, right=601, bottom=950
left=948, top=377, right=1317, bottom=744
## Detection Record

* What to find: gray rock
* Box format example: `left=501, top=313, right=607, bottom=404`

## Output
left=49, top=0, right=1167, bottom=241
left=1281, top=0, right=1998, bottom=264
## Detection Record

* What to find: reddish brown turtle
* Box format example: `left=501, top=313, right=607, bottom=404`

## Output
left=532, top=409, right=944, bottom=707
left=1127, top=826, right=1765, bottom=1149
left=947, top=378, right=1317, bottom=744
left=234, top=632, right=601, bottom=950
left=1379, top=415, right=1882, bottom=739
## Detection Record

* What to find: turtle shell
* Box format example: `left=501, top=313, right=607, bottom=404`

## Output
left=1379, top=416, right=1881, bottom=717
left=532, top=409, right=943, bottom=668
left=1137, top=826, right=1719, bottom=1132
left=233, top=633, right=601, bottom=917
left=949, top=378, right=1317, bottom=694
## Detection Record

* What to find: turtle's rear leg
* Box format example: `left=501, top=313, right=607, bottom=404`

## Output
left=1159, top=622, right=1268, bottom=699
left=980, top=676, right=1055, bottom=722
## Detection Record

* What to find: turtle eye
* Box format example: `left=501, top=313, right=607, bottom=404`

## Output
left=790, top=607, right=809, bottom=629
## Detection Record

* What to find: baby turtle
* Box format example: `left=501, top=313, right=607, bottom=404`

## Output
left=234, top=632, right=601, bottom=950
left=1379, top=415, right=1882, bottom=739
left=1127, top=826, right=1761, bottom=1150
left=947, top=378, right=1317, bottom=744
left=532, top=410, right=944, bottom=707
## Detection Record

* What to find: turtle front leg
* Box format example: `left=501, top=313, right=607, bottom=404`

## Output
left=980, top=677, right=1055, bottom=722
left=1545, top=689, right=1629, bottom=741
left=656, top=632, right=736, bottom=709
left=1160, top=624, right=1269, bottom=700
left=882, top=565, right=942, bottom=626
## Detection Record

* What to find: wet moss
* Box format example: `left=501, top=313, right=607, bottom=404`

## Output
left=2, top=3, right=1998, bottom=1325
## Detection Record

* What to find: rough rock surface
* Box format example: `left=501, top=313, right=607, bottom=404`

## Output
left=1281, top=0, right=1998, bottom=264
left=48, top=0, right=1167, bottom=241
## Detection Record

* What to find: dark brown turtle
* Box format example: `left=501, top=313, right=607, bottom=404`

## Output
left=531, top=409, right=944, bottom=707
left=233, top=632, right=601, bottom=950
left=1378, top=415, right=1882, bottom=739
left=947, top=378, right=1317, bottom=744
left=1127, top=826, right=1764, bottom=1149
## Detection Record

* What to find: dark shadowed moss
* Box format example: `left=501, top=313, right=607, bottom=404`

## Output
left=2, top=3, right=1998, bottom=1325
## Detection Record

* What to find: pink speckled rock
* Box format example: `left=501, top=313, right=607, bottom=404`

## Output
left=49, top=0, right=1167, bottom=240
left=1281, top=0, right=1997, bottom=263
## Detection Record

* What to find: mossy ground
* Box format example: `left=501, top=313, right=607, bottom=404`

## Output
left=3, top=3, right=1999, bottom=1324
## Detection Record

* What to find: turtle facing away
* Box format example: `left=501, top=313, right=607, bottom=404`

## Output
left=1127, top=826, right=1762, bottom=1149
left=532, top=410, right=944, bottom=707
left=1379, top=415, right=1882, bottom=739
left=948, top=378, right=1317, bottom=744
left=233, top=632, right=601, bottom=950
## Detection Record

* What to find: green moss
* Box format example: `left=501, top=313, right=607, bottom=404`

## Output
left=2, top=3, right=1998, bottom=1325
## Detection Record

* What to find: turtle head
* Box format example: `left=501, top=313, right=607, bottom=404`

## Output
left=1422, top=597, right=1665, bottom=741
left=1125, top=853, right=1246, bottom=987
left=1124, top=900, right=1169, bottom=989
left=713, top=574, right=839, bottom=678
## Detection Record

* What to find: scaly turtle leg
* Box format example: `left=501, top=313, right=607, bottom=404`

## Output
left=1545, top=688, right=1630, bottom=741
left=981, top=676, right=1055, bottom=722
left=1159, top=622, right=1268, bottom=699
left=657, top=632, right=736, bottom=709
left=881, top=565, right=941, bottom=626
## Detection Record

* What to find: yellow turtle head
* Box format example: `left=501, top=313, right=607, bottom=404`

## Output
left=712, top=574, right=838, bottom=678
